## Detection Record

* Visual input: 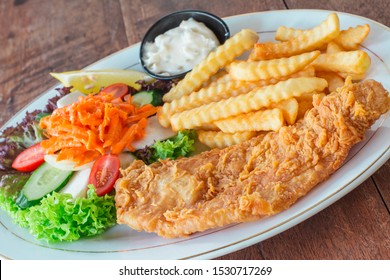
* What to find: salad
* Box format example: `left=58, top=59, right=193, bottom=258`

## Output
left=0, top=71, right=197, bottom=242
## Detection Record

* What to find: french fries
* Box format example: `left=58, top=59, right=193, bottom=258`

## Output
left=333, top=24, right=370, bottom=50
left=274, top=98, right=299, bottom=125
left=159, top=66, right=316, bottom=128
left=311, top=50, right=371, bottom=74
left=249, top=13, right=340, bottom=60
left=275, top=25, right=304, bottom=42
left=202, top=70, right=229, bottom=87
left=276, top=23, right=370, bottom=51
left=169, top=77, right=327, bottom=131
left=326, top=41, right=344, bottom=54
left=197, top=130, right=258, bottom=149
left=337, top=71, right=367, bottom=81
left=158, top=80, right=258, bottom=127
left=215, top=108, right=284, bottom=133
left=316, top=72, right=345, bottom=93
left=228, top=51, right=320, bottom=81
left=157, top=13, right=372, bottom=149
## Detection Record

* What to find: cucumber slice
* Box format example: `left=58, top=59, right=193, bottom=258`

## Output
left=44, top=154, right=94, bottom=171
left=132, top=89, right=163, bottom=107
left=16, top=162, right=73, bottom=209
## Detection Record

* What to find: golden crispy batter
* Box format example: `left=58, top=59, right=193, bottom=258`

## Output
left=115, top=79, right=390, bottom=238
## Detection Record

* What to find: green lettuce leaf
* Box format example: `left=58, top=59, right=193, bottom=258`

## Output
left=0, top=185, right=116, bottom=242
left=134, top=130, right=197, bottom=164
left=152, top=130, right=197, bottom=160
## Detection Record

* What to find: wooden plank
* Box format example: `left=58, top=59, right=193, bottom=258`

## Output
left=284, top=0, right=389, bottom=26
left=0, top=0, right=388, bottom=261
left=119, top=0, right=286, bottom=45
left=217, top=0, right=390, bottom=260
left=372, top=160, right=390, bottom=210
left=0, top=0, right=128, bottom=128
left=215, top=245, right=265, bottom=260
left=249, top=178, right=390, bottom=259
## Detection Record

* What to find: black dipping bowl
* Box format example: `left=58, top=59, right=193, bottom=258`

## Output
left=139, top=10, right=230, bottom=80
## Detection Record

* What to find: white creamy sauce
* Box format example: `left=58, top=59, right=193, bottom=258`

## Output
left=143, top=18, right=220, bottom=76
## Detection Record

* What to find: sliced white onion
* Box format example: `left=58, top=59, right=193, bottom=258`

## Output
left=60, top=168, right=91, bottom=200
left=44, top=154, right=94, bottom=171
left=56, top=91, right=85, bottom=108
left=132, top=115, right=176, bottom=150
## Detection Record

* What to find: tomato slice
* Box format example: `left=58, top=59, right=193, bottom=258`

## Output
left=12, top=143, right=45, bottom=172
left=88, top=154, right=120, bottom=196
left=100, top=83, right=129, bottom=99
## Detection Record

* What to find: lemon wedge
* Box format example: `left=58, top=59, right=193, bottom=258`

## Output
left=50, top=69, right=152, bottom=94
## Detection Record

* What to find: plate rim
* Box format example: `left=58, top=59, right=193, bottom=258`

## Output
left=0, top=9, right=389, bottom=260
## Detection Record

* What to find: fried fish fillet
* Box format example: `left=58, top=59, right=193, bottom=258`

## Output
left=115, top=79, right=390, bottom=238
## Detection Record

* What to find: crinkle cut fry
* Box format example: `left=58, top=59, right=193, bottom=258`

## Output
left=158, top=66, right=316, bottom=129
left=198, top=130, right=258, bottom=149
left=115, top=79, right=390, bottom=238
left=249, top=13, right=340, bottom=60
left=169, top=77, right=327, bottom=131
left=228, top=50, right=320, bottom=81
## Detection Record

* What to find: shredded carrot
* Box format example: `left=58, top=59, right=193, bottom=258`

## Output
left=40, top=92, right=157, bottom=166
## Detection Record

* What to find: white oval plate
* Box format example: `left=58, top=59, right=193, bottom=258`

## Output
left=0, top=9, right=389, bottom=260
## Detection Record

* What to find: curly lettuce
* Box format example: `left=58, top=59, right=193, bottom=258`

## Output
left=0, top=171, right=30, bottom=197
left=0, top=87, right=70, bottom=171
left=134, top=130, right=197, bottom=164
left=0, top=185, right=116, bottom=242
left=136, top=79, right=174, bottom=94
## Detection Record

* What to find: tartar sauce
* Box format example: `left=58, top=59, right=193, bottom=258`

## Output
left=142, top=18, right=220, bottom=76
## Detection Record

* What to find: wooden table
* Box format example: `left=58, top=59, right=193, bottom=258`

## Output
left=0, top=0, right=389, bottom=259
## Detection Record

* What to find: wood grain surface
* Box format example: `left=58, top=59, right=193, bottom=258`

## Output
left=0, top=0, right=389, bottom=260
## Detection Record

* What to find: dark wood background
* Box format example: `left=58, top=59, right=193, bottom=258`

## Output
left=0, top=0, right=389, bottom=259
